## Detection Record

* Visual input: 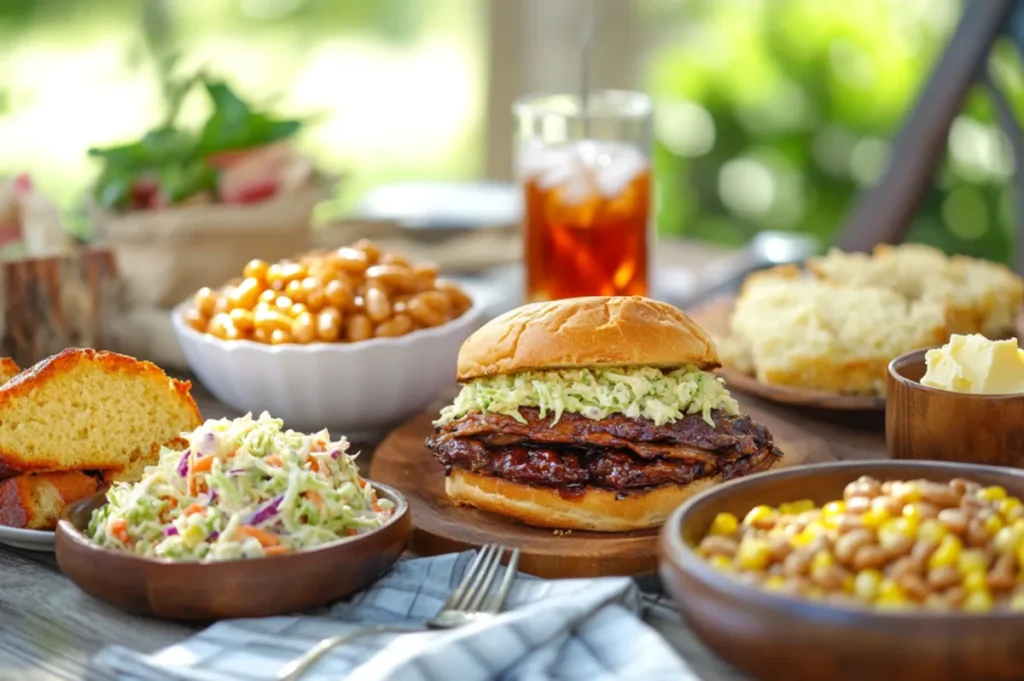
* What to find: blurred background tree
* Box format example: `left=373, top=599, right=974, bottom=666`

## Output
left=1, top=0, right=1020, bottom=264
left=644, top=0, right=1021, bottom=264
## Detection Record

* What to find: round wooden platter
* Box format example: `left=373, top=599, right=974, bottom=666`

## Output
left=690, top=297, right=886, bottom=412
left=369, top=399, right=837, bottom=579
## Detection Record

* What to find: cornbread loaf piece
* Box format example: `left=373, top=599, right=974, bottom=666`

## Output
left=0, top=348, right=202, bottom=477
left=100, top=437, right=188, bottom=485
left=726, top=279, right=949, bottom=395
left=808, top=244, right=1023, bottom=338
left=0, top=471, right=98, bottom=530
left=0, top=358, right=19, bottom=385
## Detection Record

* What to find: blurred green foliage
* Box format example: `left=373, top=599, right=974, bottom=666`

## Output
left=647, top=0, right=1021, bottom=264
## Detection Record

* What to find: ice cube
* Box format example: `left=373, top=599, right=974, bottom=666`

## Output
left=594, top=146, right=648, bottom=198
left=537, top=155, right=583, bottom=190
left=558, top=173, right=597, bottom=207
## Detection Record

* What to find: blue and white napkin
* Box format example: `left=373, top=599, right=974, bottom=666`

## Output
left=91, top=551, right=738, bottom=681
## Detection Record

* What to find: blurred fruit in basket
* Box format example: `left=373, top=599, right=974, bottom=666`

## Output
left=88, top=77, right=316, bottom=213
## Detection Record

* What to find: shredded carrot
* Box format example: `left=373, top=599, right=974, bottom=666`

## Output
left=165, top=497, right=178, bottom=509
left=308, top=458, right=322, bottom=473
left=263, top=545, right=291, bottom=556
left=237, top=525, right=280, bottom=547
left=183, top=503, right=205, bottom=516
left=192, top=455, right=215, bottom=473
left=265, top=455, right=283, bottom=466
left=306, top=491, right=325, bottom=509
left=311, top=439, right=326, bottom=453
left=227, top=448, right=237, bottom=458
left=110, top=518, right=130, bottom=544
left=345, top=528, right=358, bottom=536
left=356, top=477, right=366, bottom=489
left=372, top=503, right=382, bottom=513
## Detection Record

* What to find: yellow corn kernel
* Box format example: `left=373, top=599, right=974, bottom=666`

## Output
left=928, top=534, right=963, bottom=569
left=1010, top=592, right=1024, bottom=611
left=853, top=569, right=883, bottom=601
left=979, top=486, right=1008, bottom=503
left=963, top=590, right=994, bottom=613
left=1013, top=519, right=1024, bottom=534
left=962, top=570, right=988, bottom=593
left=878, top=517, right=917, bottom=547
left=811, top=551, right=835, bottom=572
left=875, top=583, right=910, bottom=610
left=861, top=507, right=890, bottom=529
left=899, top=482, right=924, bottom=503
left=743, top=505, right=775, bottom=527
left=736, top=537, right=772, bottom=570
left=958, top=549, right=989, bottom=575
left=984, top=514, right=1005, bottom=536
left=709, top=512, right=739, bottom=536
left=902, top=503, right=924, bottom=522
left=822, top=500, right=845, bottom=516
left=778, top=499, right=815, bottom=515
left=995, top=526, right=1024, bottom=555
left=789, top=529, right=816, bottom=547
left=763, top=575, right=786, bottom=591
left=842, top=573, right=856, bottom=594
left=918, top=518, right=948, bottom=543
left=707, top=554, right=734, bottom=572
left=999, top=497, right=1023, bottom=518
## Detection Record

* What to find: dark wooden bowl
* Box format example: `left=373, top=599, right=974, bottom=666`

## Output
left=659, top=461, right=1024, bottom=681
left=887, top=348, right=1024, bottom=467
left=55, top=482, right=411, bottom=621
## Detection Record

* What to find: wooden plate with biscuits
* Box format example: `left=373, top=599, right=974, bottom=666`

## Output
left=690, top=297, right=886, bottom=412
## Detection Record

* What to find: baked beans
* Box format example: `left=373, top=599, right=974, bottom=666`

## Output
left=183, top=240, right=472, bottom=344
left=696, top=476, right=1024, bottom=612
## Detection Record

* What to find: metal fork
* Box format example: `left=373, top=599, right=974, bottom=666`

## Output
left=276, top=544, right=521, bottom=681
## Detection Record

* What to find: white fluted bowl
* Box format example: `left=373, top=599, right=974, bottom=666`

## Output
left=171, top=302, right=484, bottom=438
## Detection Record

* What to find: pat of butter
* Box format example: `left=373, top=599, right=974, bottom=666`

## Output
left=921, top=334, right=1024, bottom=395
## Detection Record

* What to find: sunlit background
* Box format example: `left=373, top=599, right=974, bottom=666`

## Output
left=0, top=0, right=1018, bottom=262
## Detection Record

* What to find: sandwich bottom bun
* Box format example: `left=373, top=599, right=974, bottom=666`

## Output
left=445, top=469, right=723, bottom=533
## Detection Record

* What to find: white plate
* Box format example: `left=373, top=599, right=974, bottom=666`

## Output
left=0, top=525, right=55, bottom=552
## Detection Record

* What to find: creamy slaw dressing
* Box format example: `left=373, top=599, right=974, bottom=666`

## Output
left=87, top=412, right=394, bottom=561
left=435, top=366, right=739, bottom=428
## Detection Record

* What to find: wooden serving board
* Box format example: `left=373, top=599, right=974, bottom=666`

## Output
left=369, top=398, right=838, bottom=579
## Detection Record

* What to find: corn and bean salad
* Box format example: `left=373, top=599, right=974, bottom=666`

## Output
left=696, top=476, right=1024, bottom=612
left=182, top=239, right=473, bottom=345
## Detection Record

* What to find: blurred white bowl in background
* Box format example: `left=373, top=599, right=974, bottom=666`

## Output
left=171, top=302, right=485, bottom=438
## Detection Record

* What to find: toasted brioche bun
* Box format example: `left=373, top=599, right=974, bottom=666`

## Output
left=456, top=296, right=719, bottom=381
left=445, top=469, right=722, bottom=532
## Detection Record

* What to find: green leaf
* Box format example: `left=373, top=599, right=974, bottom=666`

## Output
left=198, top=78, right=303, bottom=154
left=158, top=160, right=218, bottom=204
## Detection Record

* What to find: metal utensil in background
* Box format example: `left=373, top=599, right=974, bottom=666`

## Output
left=669, top=231, right=820, bottom=309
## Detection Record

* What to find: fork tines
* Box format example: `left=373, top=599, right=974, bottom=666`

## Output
left=444, top=544, right=521, bottom=614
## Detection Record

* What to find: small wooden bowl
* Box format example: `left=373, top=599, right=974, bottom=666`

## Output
left=659, top=461, right=1024, bottom=681
left=55, top=482, right=411, bottom=621
left=887, top=348, right=1024, bottom=467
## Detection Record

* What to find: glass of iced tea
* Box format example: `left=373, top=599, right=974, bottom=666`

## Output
left=513, top=90, right=652, bottom=302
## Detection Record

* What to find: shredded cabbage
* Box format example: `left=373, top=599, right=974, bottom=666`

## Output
left=435, top=366, right=739, bottom=428
left=86, top=412, right=394, bottom=562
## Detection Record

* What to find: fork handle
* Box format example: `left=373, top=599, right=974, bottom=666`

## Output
left=276, top=624, right=424, bottom=681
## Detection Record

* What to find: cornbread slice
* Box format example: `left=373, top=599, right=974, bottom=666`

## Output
left=100, top=437, right=189, bottom=486
left=0, top=348, right=202, bottom=477
left=0, top=358, right=19, bottom=385
left=727, top=279, right=949, bottom=395
left=0, top=471, right=98, bottom=530
left=808, top=244, right=1023, bottom=337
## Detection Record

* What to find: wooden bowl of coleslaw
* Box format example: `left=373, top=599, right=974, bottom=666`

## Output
left=53, top=481, right=410, bottom=620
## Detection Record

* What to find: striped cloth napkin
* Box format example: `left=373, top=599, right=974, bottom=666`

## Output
left=91, top=551, right=742, bottom=681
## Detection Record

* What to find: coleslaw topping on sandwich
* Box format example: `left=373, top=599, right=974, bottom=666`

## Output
left=87, top=412, right=394, bottom=561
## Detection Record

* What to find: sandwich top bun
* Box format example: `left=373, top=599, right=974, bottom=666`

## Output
left=456, top=296, right=719, bottom=382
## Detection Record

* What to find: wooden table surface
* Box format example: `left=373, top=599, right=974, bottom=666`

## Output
left=0, top=374, right=888, bottom=681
